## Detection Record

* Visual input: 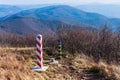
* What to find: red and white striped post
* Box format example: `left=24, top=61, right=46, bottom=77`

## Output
left=36, top=34, right=43, bottom=68
left=33, top=34, right=48, bottom=71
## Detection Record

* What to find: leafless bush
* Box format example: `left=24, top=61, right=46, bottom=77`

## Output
left=0, top=32, right=36, bottom=47
left=55, top=26, right=120, bottom=64
left=0, top=25, right=119, bottom=64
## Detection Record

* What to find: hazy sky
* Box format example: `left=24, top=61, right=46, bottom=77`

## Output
left=0, top=0, right=120, bottom=5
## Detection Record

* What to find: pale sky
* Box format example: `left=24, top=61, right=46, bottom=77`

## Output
left=0, top=0, right=120, bottom=5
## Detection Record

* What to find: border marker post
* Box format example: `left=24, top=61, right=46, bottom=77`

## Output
left=58, top=39, right=63, bottom=59
left=33, top=34, right=48, bottom=72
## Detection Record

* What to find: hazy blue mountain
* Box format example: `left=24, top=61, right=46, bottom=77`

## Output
left=1, top=5, right=115, bottom=26
left=0, top=5, right=120, bottom=34
left=0, top=5, right=22, bottom=18
left=0, top=4, right=54, bottom=18
left=17, top=4, right=51, bottom=10
left=0, top=17, right=74, bottom=34
left=76, top=4, right=120, bottom=18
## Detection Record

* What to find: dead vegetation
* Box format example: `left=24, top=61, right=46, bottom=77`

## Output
left=0, top=48, right=119, bottom=80
left=0, top=26, right=120, bottom=80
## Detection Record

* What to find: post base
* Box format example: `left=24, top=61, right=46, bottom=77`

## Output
left=33, top=66, right=49, bottom=72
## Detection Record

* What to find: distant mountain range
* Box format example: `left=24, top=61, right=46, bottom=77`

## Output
left=0, top=5, right=120, bottom=34
left=0, top=4, right=51, bottom=18
left=0, top=5, right=21, bottom=18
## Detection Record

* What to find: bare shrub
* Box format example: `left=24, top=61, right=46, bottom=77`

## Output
left=55, top=26, right=120, bottom=64
left=0, top=25, right=120, bottom=64
left=0, top=32, right=36, bottom=47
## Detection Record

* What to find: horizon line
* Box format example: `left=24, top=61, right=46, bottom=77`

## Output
left=0, top=2, right=120, bottom=6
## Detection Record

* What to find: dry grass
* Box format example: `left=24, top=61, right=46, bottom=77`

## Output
left=0, top=49, right=42, bottom=80
left=0, top=47, right=35, bottom=51
left=72, top=54, right=120, bottom=80
left=0, top=48, right=119, bottom=80
left=72, top=54, right=95, bottom=68
left=0, top=48, right=73, bottom=80
left=110, top=65, right=120, bottom=80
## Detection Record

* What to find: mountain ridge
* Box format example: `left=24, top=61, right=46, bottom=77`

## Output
left=0, top=5, right=120, bottom=34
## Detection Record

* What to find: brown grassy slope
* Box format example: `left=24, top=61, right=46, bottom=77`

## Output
left=0, top=48, right=119, bottom=80
left=0, top=48, right=73, bottom=80
left=0, top=48, right=40, bottom=80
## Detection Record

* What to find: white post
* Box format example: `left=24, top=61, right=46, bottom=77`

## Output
left=33, top=34, right=48, bottom=71
left=36, top=34, right=43, bottom=68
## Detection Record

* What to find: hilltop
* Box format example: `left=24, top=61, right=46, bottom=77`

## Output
left=0, top=47, right=119, bottom=80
